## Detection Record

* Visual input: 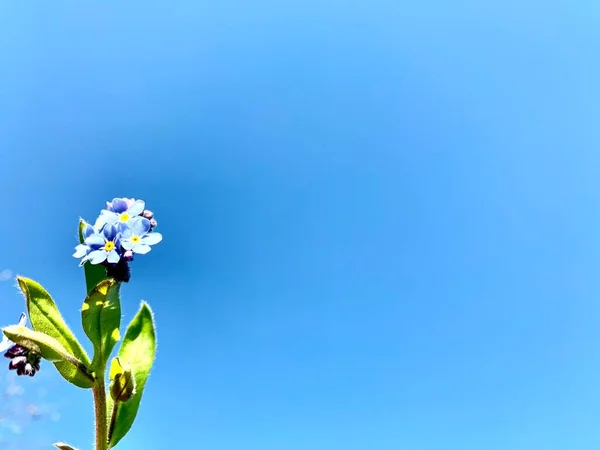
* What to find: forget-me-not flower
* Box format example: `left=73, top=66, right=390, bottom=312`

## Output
left=121, top=217, right=162, bottom=255
left=75, top=196, right=163, bottom=282
left=82, top=223, right=122, bottom=265
left=73, top=221, right=104, bottom=265
left=96, top=198, right=145, bottom=232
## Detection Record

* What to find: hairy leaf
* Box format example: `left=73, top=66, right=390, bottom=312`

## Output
left=82, top=279, right=121, bottom=371
left=17, top=277, right=93, bottom=388
left=108, top=302, right=156, bottom=448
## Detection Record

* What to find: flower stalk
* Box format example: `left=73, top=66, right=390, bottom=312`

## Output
left=1, top=197, right=161, bottom=450
left=93, top=374, right=109, bottom=450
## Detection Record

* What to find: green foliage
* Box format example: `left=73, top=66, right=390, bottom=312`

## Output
left=107, top=302, right=157, bottom=448
left=81, top=279, right=121, bottom=371
left=78, top=219, right=109, bottom=295
left=17, top=277, right=94, bottom=388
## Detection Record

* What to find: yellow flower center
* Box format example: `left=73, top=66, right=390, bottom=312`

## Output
left=119, top=213, right=130, bottom=222
left=131, top=236, right=141, bottom=244
left=104, top=241, right=115, bottom=252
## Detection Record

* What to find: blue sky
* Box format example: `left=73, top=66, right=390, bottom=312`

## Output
left=0, top=1, right=600, bottom=449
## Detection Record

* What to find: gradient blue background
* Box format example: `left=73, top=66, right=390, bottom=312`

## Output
left=0, top=1, right=599, bottom=449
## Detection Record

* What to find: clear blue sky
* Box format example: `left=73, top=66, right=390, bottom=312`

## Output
left=0, top=1, right=599, bottom=449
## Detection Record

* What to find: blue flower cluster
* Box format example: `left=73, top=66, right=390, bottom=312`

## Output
left=73, top=198, right=162, bottom=282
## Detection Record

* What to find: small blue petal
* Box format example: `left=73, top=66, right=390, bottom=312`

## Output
left=120, top=226, right=133, bottom=239
left=85, top=235, right=105, bottom=247
left=88, top=250, right=108, bottom=265
left=111, top=198, right=128, bottom=213
left=132, top=243, right=151, bottom=254
left=83, top=223, right=95, bottom=239
left=121, top=239, right=134, bottom=251
left=128, top=200, right=145, bottom=216
left=103, top=224, right=117, bottom=241
left=141, top=232, right=162, bottom=246
left=130, top=217, right=151, bottom=236
left=102, top=211, right=120, bottom=225
left=116, top=221, right=132, bottom=234
left=107, top=249, right=120, bottom=264
left=73, top=244, right=89, bottom=258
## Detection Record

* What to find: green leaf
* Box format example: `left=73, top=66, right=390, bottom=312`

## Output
left=79, top=219, right=109, bottom=295
left=107, top=302, right=156, bottom=448
left=2, top=325, right=94, bottom=383
left=54, top=443, right=79, bottom=450
left=17, top=277, right=94, bottom=389
left=82, top=279, right=121, bottom=371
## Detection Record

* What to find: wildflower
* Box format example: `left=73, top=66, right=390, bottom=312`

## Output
left=82, top=223, right=122, bottom=265
left=74, top=197, right=162, bottom=282
left=121, top=217, right=162, bottom=255
left=97, top=198, right=146, bottom=232
left=73, top=221, right=104, bottom=266
left=107, top=198, right=136, bottom=211
left=1, top=313, right=42, bottom=377
left=5, top=344, right=41, bottom=377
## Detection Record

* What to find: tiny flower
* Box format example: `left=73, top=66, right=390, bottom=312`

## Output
left=73, top=221, right=105, bottom=265
left=5, top=344, right=41, bottom=377
left=1, top=314, right=42, bottom=377
left=121, top=217, right=162, bottom=255
left=97, top=198, right=146, bottom=232
left=107, top=198, right=136, bottom=211
left=75, top=197, right=163, bottom=282
left=82, top=224, right=122, bottom=265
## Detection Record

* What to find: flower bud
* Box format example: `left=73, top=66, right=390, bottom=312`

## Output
left=142, top=210, right=154, bottom=220
left=106, top=259, right=131, bottom=283
left=109, top=357, right=136, bottom=402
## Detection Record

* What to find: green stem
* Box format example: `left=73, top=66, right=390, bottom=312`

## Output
left=107, top=400, right=120, bottom=445
left=93, top=375, right=108, bottom=450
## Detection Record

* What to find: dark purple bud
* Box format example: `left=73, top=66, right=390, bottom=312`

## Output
left=123, top=250, right=134, bottom=262
left=9, top=356, right=27, bottom=369
left=106, top=259, right=131, bottom=283
left=149, top=219, right=158, bottom=229
left=4, top=344, right=28, bottom=358
left=6, top=346, right=41, bottom=377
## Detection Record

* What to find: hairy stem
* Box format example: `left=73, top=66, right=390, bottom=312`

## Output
left=93, top=375, right=108, bottom=450
left=107, top=400, right=120, bottom=445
